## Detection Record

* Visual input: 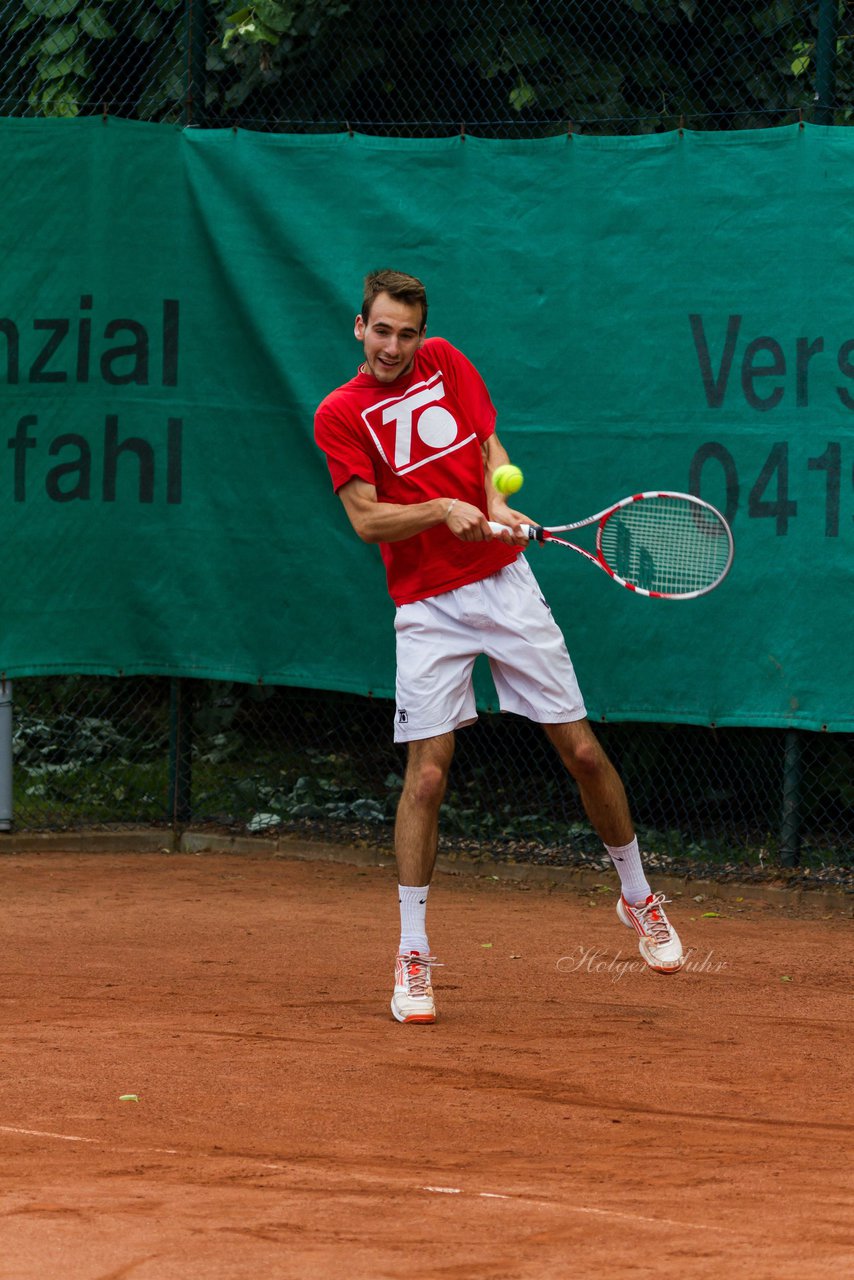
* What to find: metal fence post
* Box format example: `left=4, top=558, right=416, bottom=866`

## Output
left=814, top=0, right=839, bottom=125
left=168, top=678, right=194, bottom=828
left=780, top=729, right=803, bottom=867
left=184, top=0, right=208, bottom=127
left=0, top=680, right=12, bottom=831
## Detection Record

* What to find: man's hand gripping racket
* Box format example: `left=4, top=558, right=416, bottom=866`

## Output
left=490, top=491, right=734, bottom=600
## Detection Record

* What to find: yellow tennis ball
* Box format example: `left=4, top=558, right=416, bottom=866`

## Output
left=492, top=464, right=524, bottom=495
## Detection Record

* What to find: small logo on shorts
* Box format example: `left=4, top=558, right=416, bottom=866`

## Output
left=397, top=708, right=408, bottom=724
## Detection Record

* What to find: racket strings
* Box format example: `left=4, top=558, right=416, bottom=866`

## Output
left=598, top=497, right=731, bottom=595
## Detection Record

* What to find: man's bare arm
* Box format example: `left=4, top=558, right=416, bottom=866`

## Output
left=338, top=477, right=493, bottom=543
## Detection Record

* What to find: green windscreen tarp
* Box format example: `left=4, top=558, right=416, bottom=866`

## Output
left=0, top=118, right=851, bottom=730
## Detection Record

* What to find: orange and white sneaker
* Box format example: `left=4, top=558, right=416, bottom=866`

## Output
left=391, top=951, right=440, bottom=1023
left=617, top=893, right=684, bottom=973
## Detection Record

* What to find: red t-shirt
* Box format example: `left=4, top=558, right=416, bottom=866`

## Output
left=314, top=337, right=518, bottom=605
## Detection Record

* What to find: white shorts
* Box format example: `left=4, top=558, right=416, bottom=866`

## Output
left=393, top=556, right=587, bottom=743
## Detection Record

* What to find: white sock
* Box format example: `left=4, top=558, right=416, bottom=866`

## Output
left=604, top=839, right=651, bottom=905
left=398, top=884, right=430, bottom=955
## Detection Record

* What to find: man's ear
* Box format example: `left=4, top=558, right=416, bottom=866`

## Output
left=354, top=314, right=365, bottom=340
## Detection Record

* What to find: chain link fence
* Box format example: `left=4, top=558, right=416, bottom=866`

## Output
left=7, top=677, right=853, bottom=882
left=0, top=1, right=852, bottom=134
left=2, top=4, right=852, bottom=876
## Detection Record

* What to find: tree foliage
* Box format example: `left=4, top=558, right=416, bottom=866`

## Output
left=2, top=0, right=185, bottom=118
left=1, top=0, right=852, bottom=130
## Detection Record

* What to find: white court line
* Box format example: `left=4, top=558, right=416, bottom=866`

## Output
left=422, top=1185, right=737, bottom=1234
left=540, top=1202, right=731, bottom=1233
left=0, top=1127, right=733, bottom=1235
left=0, top=1125, right=177, bottom=1155
left=0, top=1125, right=99, bottom=1144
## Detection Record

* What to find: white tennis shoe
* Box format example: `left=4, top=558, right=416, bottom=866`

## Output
left=617, top=892, right=684, bottom=973
left=391, top=951, right=440, bottom=1023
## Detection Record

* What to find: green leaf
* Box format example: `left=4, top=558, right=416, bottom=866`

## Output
left=791, top=55, right=810, bottom=76
left=9, top=13, right=39, bottom=33
left=509, top=76, right=537, bottom=112
left=256, top=0, right=296, bottom=34
left=36, top=46, right=88, bottom=81
left=246, top=20, right=279, bottom=45
left=133, top=12, right=163, bottom=43
left=29, top=73, right=81, bottom=116
left=79, top=9, right=116, bottom=39
left=224, top=5, right=282, bottom=46
left=24, top=0, right=78, bottom=13
left=32, top=74, right=69, bottom=101
left=53, top=92, right=81, bottom=117
left=40, top=24, right=78, bottom=57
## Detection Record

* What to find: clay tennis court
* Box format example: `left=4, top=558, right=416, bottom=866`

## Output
left=1, top=845, right=851, bottom=1279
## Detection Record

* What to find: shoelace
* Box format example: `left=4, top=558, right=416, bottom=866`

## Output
left=401, top=953, right=443, bottom=999
left=634, top=893, right=673, bottom=946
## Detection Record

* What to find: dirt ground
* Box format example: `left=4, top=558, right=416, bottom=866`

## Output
left=0, top=849, right=852, bottom=1280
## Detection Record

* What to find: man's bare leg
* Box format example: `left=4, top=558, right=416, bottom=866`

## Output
left=545, top=719, right=684, bottom=972
left=390, top=733, right=455, bottom=1023
left=543, top=719, right=634, bottom=846
left=394, top=732, right=456, bottom=885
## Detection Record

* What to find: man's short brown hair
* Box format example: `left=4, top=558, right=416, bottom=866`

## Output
left=361, top=269, right=428, bottom=330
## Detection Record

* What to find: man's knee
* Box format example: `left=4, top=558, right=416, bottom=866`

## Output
left=548, top=725, right=611, bottom=782
left=565, top=738, right=610, bottom=780
left=403, top=758, right=450, bottom=810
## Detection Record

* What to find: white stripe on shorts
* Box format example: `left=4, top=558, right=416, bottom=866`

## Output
left=393, top=556, right=586, bottom=743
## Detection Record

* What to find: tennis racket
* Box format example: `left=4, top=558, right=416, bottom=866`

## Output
left=489, top=491, right=734, bottom=600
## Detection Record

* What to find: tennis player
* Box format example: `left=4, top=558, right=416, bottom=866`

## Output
left=314, top=269, right=684, bottom=1023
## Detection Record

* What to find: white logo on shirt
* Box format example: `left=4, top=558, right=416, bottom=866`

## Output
left=361, top=370, right=476, bottom=475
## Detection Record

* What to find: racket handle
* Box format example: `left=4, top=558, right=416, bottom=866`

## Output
left=487, top=521, right=544, bottom=541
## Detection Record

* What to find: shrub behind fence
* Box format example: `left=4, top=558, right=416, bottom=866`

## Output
left=8, top=677, right=852, bottom=879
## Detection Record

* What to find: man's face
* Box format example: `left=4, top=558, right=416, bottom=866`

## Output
left=354, top=292, right=425, bottom=383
